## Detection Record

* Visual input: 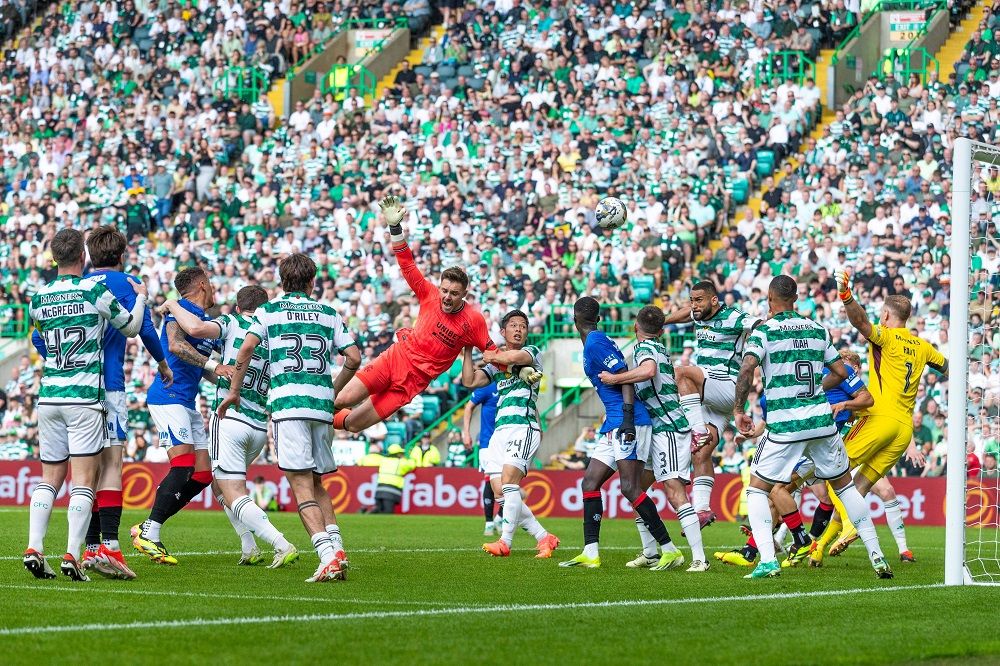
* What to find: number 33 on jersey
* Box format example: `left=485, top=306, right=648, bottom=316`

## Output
left=248, top=292, right=356, bottom=423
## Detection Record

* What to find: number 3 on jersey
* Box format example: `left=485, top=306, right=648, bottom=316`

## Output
left=281, top=333, right=329, bottom=374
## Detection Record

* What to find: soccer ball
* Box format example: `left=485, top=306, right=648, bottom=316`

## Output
left=595, top=197, right=627, bottom=230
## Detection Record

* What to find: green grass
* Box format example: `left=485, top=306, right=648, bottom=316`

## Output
left=1, top=510, right=998, bottom=664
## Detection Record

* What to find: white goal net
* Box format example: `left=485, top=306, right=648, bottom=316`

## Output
left=947, top=138, right=1000, bottom=585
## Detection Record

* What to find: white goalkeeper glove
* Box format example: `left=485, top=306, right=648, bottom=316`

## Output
left=834, top=267, right=853, bottom=303
left=518, top=366, right=543, bottom=386
left=379, top=195, right=406, bottom=242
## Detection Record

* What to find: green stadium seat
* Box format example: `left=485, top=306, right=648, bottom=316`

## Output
left=731, top=178, right=750, bottom=205
left=756, top=150, right=775, bottom=179
left=386, top=421, right=407, bottom=442
left=385, top=432, right=404, bottom=447
left=631, top=275, right=655, bottom=303
left=421, top=395, right=441, bottom=426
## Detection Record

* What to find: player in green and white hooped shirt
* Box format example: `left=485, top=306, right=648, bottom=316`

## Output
left=733, top=276, right=891, bottom=580
left=460, top=309, right=559, bottom=559
left=599, top=306, right=708, bottom=572
left=24, top=229, right=147, bottom=582
left=162, top=286, right=298, bottom=570
left=664, top=280, right=761, bottom=527
left=219, top=254, right=361, bottom=583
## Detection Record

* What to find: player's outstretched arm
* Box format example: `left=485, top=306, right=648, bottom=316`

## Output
left=93, top=280, right=146, bottom=338
left=733, top=353, right=759, bottom=436
left=598, top=359, right=656, bottom=386
left=662, top=305, right=693, bottom=325
left=217, top=333, right=259, bottom=418
left=333, top=345, right=362, bottom=395
left=460, top=346, right=491, bottom=389
left=166, top=320, right=231, bottom=380
left=834, top=268, right=873, bottom=340
left=380, top=195, right=435, bottom=300
left=483, top=348, right=533, bottom=367
left=831, top=386, right=874, bottom=418
left=158, top=299, right=223, bottom=339
left=821, top=358, right=849, bottom=390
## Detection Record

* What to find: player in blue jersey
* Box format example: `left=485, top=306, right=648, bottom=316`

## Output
left=131, top=266, right=235, bottom=565
left=30, top=226, right=171, bottom=580
left=559, top=297, right=682, bottom=570
left=716, top=349, right=874, bottom=569
left=463, top=384, right=499, bottom=535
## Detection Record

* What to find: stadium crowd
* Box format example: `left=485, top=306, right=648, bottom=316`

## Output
left=0, top=0, right=997, bottom=481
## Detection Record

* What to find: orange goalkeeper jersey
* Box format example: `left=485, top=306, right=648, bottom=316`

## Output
left=862, top=322, right=946, bottom=424
left=392, top=243, right=495, bottom=379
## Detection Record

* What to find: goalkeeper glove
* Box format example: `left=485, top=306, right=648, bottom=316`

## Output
left=516, top=365, right=543, bottom=386
left=620, top=403, right=636, bottom=442
left=378, top=195, right=406, bottom=242
left=834, top=268, right=854, bottom=304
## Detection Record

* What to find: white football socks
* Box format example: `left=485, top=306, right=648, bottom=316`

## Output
left=232, top=495, right=288, bottom=550
left=692, top=476, right=714, bottom=512
left=326, top=524, right=344, bottom=555
left=680, top=394, right=706, bottom=433
left=501, top=484, right=521, bottom=546
left=217, top=492, right=256, bottom=552
left=67, top=486, right=96, bottom=559
left=311, top=531, right=335, bottom=565
left=747, top=487, right=776, bottom=563
left=28, top=482, right=57, bottom=553
left=835, top=483, right=885, bottom=565
left=883, top=499, right=909, bottom=554
left=677, top=503, right=705, bottom=562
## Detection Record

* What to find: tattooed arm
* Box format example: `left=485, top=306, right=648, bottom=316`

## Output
left=167, top=321, right=233, bottom=380
left=733, top=353, right=759, bottom=436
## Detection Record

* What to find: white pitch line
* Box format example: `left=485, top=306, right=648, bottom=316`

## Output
left=0, top=583, right=946, bottom=636
left=0, top=583, right=464, bottom=608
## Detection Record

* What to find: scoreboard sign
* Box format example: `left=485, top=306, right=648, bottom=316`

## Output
left=889, top=10, right=927, bottom=42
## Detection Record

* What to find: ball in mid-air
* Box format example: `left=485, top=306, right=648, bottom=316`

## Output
left=595, top=196, right=627, bottom=230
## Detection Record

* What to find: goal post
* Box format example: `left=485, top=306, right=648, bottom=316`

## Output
left=945, top=137, right=1000, bottom=586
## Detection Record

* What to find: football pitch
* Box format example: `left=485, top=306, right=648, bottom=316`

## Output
left=1, top=510, right=998, bottom=664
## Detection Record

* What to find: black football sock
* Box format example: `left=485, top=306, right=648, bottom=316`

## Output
left=85, top=510, right=101, bottom=552
left=148, top=465, right=194, bottom=526
left=633, top=493, right=671, bottom=546
left=483, top=483, right=495, bottom=522
left=583, top=491, right=603, bottom=545
left=810, top=502, right=835, bottom=540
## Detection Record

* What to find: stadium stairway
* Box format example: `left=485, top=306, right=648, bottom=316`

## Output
left=934, top=2, right=989, bottom=79
left=374, top=25, right=446, bottom=100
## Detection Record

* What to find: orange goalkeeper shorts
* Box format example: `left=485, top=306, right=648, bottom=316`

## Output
left=357, top=345, right=433, bottom=420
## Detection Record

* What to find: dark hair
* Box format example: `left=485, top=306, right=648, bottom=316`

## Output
left=769, top=275, right=798, bottom=302
left=86, top=225, right=126, bottom=269
left=691, top=280, right=718, bottom=296
left=279, top=253, right=317, bottom=294
left=236, top=285, right=269, bottom=313
left=501, top=309, right=528, bottom=328
left=174, top=266, right=208, bottom=296
left=885, top=294, right=912, bottom=321
left=51, top=228, right=85, bottom=266
left=574, top=296, right=600, bottom=324
left=636, top=305, right=665, bottom=336
left=440, top=266, right=469, bottom=290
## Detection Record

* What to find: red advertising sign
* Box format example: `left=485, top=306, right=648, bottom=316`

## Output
left=0, top=461, right=991, bottom=527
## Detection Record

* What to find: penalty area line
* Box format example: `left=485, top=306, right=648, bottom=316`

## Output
left=0, top=583, right=946, bottom=636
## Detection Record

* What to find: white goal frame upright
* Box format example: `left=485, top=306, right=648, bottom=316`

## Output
left=945, top=137, right=999, bottom=586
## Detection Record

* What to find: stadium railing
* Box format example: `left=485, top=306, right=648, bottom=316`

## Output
left=0, top=305, right=29, bottom=338
left=754, top=51, right=816, bottom=89
left=831, top=0, right=943, bottom=66
left=213, top=65, right=270, bottom=104
left=875, top=46, right=940, bottom=82
left=285, top=16, right=409, bottom=83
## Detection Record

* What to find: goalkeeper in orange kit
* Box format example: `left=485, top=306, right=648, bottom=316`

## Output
left=334, top=196, right=536, bottom=433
